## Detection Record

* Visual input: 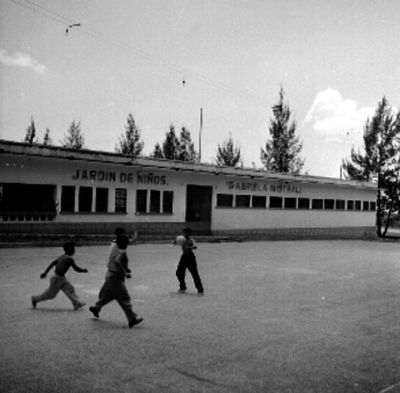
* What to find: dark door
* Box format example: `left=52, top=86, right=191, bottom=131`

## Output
left=185, top=185, right=212, bottom=233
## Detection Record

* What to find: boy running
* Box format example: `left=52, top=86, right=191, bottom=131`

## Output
left=175, top=227, right=204, bottom=295
left=89, top=235, right=143, bottom=328
left=31, top=242, right=88, bottom=310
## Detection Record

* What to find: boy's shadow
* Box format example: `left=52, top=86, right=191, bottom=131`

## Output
left=168, top=291, right=199, bottom=297
left=89, top=318, right=143, bottom=330
left=31, top=307, right=77, bottom=313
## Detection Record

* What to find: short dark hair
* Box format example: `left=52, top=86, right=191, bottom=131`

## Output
left=116, top=235, right=129, bottom=250
left=63, top=242, right=75, bottom=254
left=183, top=227, right=192, bottom=235
left=114, top=227, right=126, bottom=236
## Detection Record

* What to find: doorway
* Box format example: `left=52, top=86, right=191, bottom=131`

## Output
left=185, top=185, right=212, bottom=234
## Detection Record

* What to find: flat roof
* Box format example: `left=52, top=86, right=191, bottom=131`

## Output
left=0, top=139, right=377, bottom=190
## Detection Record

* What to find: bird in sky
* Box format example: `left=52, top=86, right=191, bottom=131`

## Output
left=65, top=23, right=81, bottom=36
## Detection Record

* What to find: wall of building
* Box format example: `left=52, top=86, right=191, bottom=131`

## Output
left=211, top=180, right=376, bottom=230
left=0, top=150, right=377, bottom=240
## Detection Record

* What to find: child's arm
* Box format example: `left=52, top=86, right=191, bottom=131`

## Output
left=189, top=239, right=197, bottom=250
left=71, top=260, right=88, bottom=273
left=120, top=253, right=131, bottom=278
left=40, top=260, right=58, bottom=279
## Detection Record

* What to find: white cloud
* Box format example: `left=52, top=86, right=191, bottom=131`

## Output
left=0, top=49, right=47, bottom=74
left=304, top=88, right=375, bottom=143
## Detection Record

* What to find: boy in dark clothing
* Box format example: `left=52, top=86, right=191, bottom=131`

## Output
left=89, top=235, right=143, bottom=328
left=31, top=242, right=88, bottom=310
left=175, top=227, right=204, bottom=295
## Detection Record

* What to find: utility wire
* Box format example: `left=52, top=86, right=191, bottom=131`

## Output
left=10, top=0, right=270, bottom=114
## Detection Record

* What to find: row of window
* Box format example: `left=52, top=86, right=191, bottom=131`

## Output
left=216, top=194, right=376, bottom=211
left=61, top=186, right=174, bottom=214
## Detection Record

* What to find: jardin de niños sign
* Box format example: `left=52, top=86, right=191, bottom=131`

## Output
left=72, top=169, right=167, bottom=185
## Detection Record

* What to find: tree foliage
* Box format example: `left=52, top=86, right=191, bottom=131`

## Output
left=261, top=87, right=304, bottom=174
left=152, top=124, right=197, bottom=162
left=342, top=97, right=400, bottom=236
left=116, top=113, right=144, bottom=157
left=152, top=143, right=163, bottom=158
left=215, top=134, right=242, bottom=167
left=178, top=127, right=197, bottom=162
left=42, top=128, right=53, bottom=146
left=62, top=120, right=85, bottom=149
left=24, top=117, right=37, bottom=145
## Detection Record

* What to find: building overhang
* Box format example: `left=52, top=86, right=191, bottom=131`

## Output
left=0, top=139, right=377, bottom=191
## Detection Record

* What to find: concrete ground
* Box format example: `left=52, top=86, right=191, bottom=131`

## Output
left=0, top=240, right=399, bottom=393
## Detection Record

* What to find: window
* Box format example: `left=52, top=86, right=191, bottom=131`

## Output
left=235, top=195, right=250, bottom=208
left=298, top=198, right=310, bottom=209
left=355, top=200, right=361, bottom=210
left=336, top=199, right=345, bottom=210
left=324, top=199, right=335, bottom=210
left=370, top=201, right=376, bottom=211
left=270, top=196, right=283, bottom=208
left=115, top=188, right=127, bottom=213
left=284, top=197, right=296, bottom=209
left=252, top=195, right=266, bottom=208
left=61, top=186, right=75, bottom=212
left=363, top=201, right=369, bottom=211
left=163, top=191, right=173, bottom=213
left=136, top=190, right=147, bottom=213
left=217, top=194, right=233, bottom=207
left=312, top=199, right=323, bottom=209
left=95, top=188, right=108, bottom=212
left=150, top=190, right=161, bottom=213
left=347, top=200, right=354, bottom=210
left=79, top=187, right=92, bottom=212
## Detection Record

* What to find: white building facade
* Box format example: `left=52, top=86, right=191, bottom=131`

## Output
left=0, top=140, right=377, bottom=240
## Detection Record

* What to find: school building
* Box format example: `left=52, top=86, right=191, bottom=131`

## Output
left=0, top=139, right=377, bottom=241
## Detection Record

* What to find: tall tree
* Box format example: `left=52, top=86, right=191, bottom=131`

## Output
left=152, top=124, right=198, bottom=162
left=342, top=97, right=400, bottom=237
left=152, top=143, right=164, bottom=158
left=116, top=113, right=144, bottom=157
left=62, top=120, right=85, bottom=149
left=261, top=87, right=304, bottom=174
left=163, top=124, right=180, bottom=160
left=178, top=127, right=197, bottom=162
left=215, top=134, right=242, bottom=167
left=42, top=128, right=53, bottom=146
left=152, top=124, right=180, bottom=160
left=24, top=117, right=37, bottom=145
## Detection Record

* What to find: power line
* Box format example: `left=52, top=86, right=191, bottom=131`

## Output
left=9, top=0, right=270, bottom=113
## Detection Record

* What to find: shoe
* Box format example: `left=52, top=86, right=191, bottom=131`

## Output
left=31, top=297, right=37, bottom=309
left=129, top=317, right=143, bottom=328
left=74, top=302, right=86, bottom=311
left=89, top=306, right=99, bottom=318
left=178, top=289, right=186, bottom=293
left=198, top=291, right=204, bottom=296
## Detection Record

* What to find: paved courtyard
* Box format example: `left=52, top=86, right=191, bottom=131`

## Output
left=0, top=239, right=399, bottom=393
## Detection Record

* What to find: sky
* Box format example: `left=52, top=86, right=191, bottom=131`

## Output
left=1, top=0, right=400, bottom=178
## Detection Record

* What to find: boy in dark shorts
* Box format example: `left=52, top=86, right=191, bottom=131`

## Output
left=175, top=227, right=204, bottom=295
left=31, top=242, right=88, bottom=310
left=89, top=235, right=143, bottom=328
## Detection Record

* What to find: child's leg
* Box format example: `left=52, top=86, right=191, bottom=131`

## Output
left=187, top=256, right=204, bottom=293
left=114, top=281, right=138, bottom=322
left=60, top=278, right=84, bottom=309
left=90, top=280, right=115, bottom=314
left=32, top=275, right=62, bottom=303
left=176, top=257, right=187, bottom=290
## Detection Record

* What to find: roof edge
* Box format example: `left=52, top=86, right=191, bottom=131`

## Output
left=0, top=139, right=377, bottom=190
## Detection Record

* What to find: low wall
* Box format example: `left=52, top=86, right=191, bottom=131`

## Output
left=212, top=226, right=377, bottom=240
left=0, top=222, right=377, bottom=243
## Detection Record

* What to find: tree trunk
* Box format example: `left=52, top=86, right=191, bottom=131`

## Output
left=376, top=189, right=382, bottom=237
left=382, top=208, right=392, bottom=237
